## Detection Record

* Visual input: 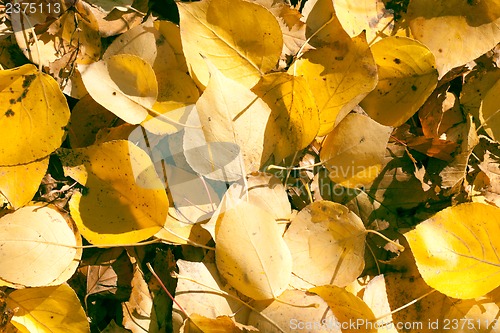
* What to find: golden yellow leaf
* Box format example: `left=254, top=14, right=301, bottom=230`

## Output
left=177, top=0, right=283, bottom=88
left=292, top=33, right=377, bottom=135
left=301, top=0, right=352, bottom=48
left=59, top=140, right=169, bottom=245
left=320, top=113, right=392, bottom=188
left=408, top=0, right=500, bottom=78
left=7, top=284, right=90, bottom=333
left=360, top=36, right=438, bottom=127
left=0, top=157, right=49, bottom=209
left=247, top=289, right=337, bottom=333
left=183, top=62, right=275, bottom=182
left=310, top=285, right=377, bottom=333
left=0, top=205, right=82, bottom=288
left=68, top=94, right=117, bottom=148
left=154, top=20, right=188, bottom=72
left=215, top=201, right=292, bottom=300
left=334, top=0, right=394, bottom=43
left=284, top=201, right=366, bottom=287
left=253, top=73, right=319, bottom=160
left=78, top=54, right=158, bottom=124
left=405, top=202, right=500, bottom=299
left=0, top=64, right=70, bottom=166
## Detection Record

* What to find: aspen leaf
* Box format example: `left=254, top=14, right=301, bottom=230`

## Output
left=292, top=33, right=378, bottom=135
left=478, top=79, right=500, bottom=141
left=253, top=73, right=319, bottom=161
left=360, top=36, right=438, bottom=127
left=310, top=285, right=377, bottom=333
left=320, top=113, right=392, bottom=188
left=7, top=284, right=90, bottom=333
left=155, top=20, right=188, bottom=72
left=284, top=201, right=366, bottom=287
left=59, top=140, right=169, bottom=245
left=405, top=202, right=500, bottom=299
left=215, top=201, right=292, bottom=300
left=0, top=64, right=70, bottom=166
left=408, top=0, right=500, bottom=78
left=0, top=205, right=82, bottom=288
left=79, top=54, right=158, bottom=125
left=183, top=62, right=275, bottom=182
left=247, top=289, right=338, bottom=333
left=0, top=157, right=49, bottom=209
left=177, top=0, right=283, bottom=88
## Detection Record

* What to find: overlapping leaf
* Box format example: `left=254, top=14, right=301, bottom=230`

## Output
left=59, top=140, right=169, bottom=245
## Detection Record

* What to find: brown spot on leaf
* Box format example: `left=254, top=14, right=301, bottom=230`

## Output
left=22, top=74, right=36, bottom=89
left=9, top=99, right=15, bottom=104
left=394, top=58, right=401, bottom=64
left=112, top=92, right=117, bottom=96
left=5, top=109, right=15, bottom=117
left=438, top=48, right=443, bottom=53
left=411, top=85, right=417, bottom=91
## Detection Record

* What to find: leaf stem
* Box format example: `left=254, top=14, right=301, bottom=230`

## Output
left=365, top=230, right=405, bottom=252
left=373, top=289, right=436, bottom=322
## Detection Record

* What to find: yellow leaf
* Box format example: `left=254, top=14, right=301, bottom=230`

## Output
left=183, top=62, right=274, bottom=182
left=408, top=0, right=500, bottom=78
left=184, top=314, right=243, bottom=333
left=292, top=33, right=377, bottom=135
left=7, top=284, right=90, bottom=333
left=479, top=79, right=500, bottom=141
left=177, top=0, right=283, bottom=88
left=301, top=0, right=352, bottom=48
left=247, top=289, right=337, bottom=333
left=320, top=113, right=392, bottom=188
left=0, top=64, right=70, bottom=166
left=334, top=0, right=394, bottom=43
left=59, top=140, right=169, bottom=245
left=0, top=205, right=82, bottom=288
left=310, top=285, right=377, bottom=333
left=215, top=202, right=292, bottom=300
left=78, top=54, right=158, bottom=124
left=154, top=20, right=188, bottom=72
left=284, top=201, right=366, bottom=287
left=405, top=202, right=500, bottom=299
left=360, top=36, right=438, bottom=127
left=0, top=157, right=49, bottom=209
left=68, top=94, right=117, bottom=148
left=253, top=73, right=319, bottom=161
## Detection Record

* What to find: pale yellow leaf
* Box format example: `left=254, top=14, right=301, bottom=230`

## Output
left=405, top=202, right=500, bottom=299
left=78, top=54, right=158, bottom=124
left=183, top=314, right=243, bottom=333
left=215, top=202, right=292, bottom=300
left=59, top=140, right=169, bottom=245
left=7, top=284, right=90, bottom=333
left=0, top=205, right=82, bottom=288
left=360, top=36, right=438, bottom=127
left=253, top=73, right=319, bottom=161
left=310, top=285, right=377, bottom=333
left=177, top=0, right=283, bottom=88
left=408, top=0, right=500, bottom=77
left=183, top=62, right=274, bottom=182
left=173, top=260, right=241, bottom=331
left=320, top=113, right=392, bottom=188
left=292, top=33, right=377, bottom=135
left=284, top=201, right=366, bottom=288
left=0, top=157, right=49, bottom=209
left=0, top=64, right=70, bottom=166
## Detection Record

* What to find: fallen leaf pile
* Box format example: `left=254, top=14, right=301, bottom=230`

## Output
left=0, top=0, right=499, bottom=332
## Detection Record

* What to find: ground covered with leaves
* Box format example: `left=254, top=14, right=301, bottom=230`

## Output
left=0, top=0, right=500, bottom=332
